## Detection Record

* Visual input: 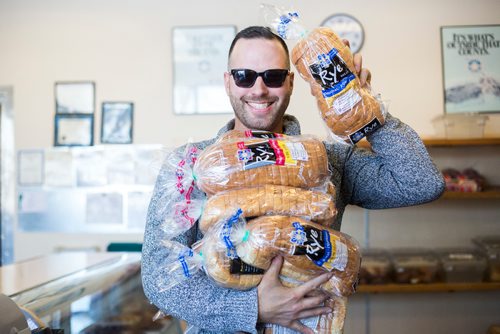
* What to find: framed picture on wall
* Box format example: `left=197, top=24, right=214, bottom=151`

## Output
left=17, top=150, right=44, bottom=186
left=172, top=25, right=236, bottom=114
left=55, top=81, right=95, bottom=114
left=100, top=101, right=133, bottom=144
left=441, top=25, right=500, bottom=114
left=54, top=113, right=94, bottom=146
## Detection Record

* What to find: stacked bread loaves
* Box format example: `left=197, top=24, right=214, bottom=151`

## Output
left=291, top=27, right=384, bottom=144
left=190, top=130, right=359, bottom=333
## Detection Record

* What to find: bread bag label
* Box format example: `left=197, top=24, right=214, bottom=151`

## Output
left=220, top=209, right=243, bottom=259
left=229, top=258, right=265, bottom=275
left=243, top=130, right=285, bottom=139
left=290, top=222, right=348, bottom=271
left=236, top=139, right=308, bottom=170
left=178, top=248, right=194, bottom=278
left=348, top=117, right=382, bottom=144
left=309, top=48, right=360, bottom=114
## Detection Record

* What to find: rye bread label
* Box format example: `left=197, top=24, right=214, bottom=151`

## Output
left=290, top=222, right=348, bottom=271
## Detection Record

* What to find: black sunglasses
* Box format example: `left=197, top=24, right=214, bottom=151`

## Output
left=230, top=69, right=290, bottom=88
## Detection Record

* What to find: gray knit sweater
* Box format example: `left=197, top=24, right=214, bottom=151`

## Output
left=141, top=113, right=445, bottom=334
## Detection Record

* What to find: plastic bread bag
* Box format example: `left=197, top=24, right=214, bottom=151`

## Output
left=233, top=215, right=361, bottom=296
left=158, top=209, right=265, bottom=291
left=261, top=3, right=387, bottom=145
left=157, top=239, right=204, bottom=292
left=192, top=134, right=331, bottom=195
left=197, top=209, right=341, bottom=292
left=154, top=143, right=207, bottom=239
left=198, top=183, right=337, bottom=234
left=263, top=296, right=347, bottom=334
left=160, top=198, right=205, bottom=240
left=155, top=142, right=204, bottom=206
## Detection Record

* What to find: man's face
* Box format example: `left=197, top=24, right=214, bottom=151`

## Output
left=224, top=38, right=294, bottom=133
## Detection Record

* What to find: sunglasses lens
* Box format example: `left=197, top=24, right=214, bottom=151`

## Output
left=231, top=69, right=288, bottom=88
left=232, top=69, right=258, bottom=88
left=263, top=70, right=289, bottom=87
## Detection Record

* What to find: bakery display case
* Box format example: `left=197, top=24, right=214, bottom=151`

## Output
left=437, top=248, right=487, bottom=283
left=0, top=252, right=181, bottom=334
left=473, top=236, right=500, bottom=282
left=390, top=248, right=440, bottom=284
left=358, top=248, right=392, bottom=285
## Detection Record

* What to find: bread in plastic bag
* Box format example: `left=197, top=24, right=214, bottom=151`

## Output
left=235, top=215, right=360, bottom=296
left=199, top=184, right=337, bottom=233
left=261, top=3, right=386, bottom=144
left=292, top=27, right=385, bottom=144
left=193, top=134, right=330, bottom=195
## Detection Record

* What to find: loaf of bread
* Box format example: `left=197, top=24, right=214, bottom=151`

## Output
left=197, top=233, right=264, bottom=289
left=197, top=245, right=355, bottom=297
left=291, top=27, right=384, bottom=144
left=199, top=184, right=337, bottom=233
left=280, top=258, right=357, bottom=297
left=193, top=135, right=330, bottom=195
left=263, top=297, right=346, bottom=334
left=236, top=216, right=360, bottom=296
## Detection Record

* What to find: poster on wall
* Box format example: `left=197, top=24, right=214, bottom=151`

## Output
left=441, top=25, right=500, bottom=114
left=172, top=25, right=236, bottom=114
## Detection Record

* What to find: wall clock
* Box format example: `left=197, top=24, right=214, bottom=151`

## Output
left=321, top=13, right=365, bottom=53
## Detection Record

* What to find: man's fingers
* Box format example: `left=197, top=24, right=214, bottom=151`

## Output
left=298, top=294, right=329, bottom=311
left=264, top=255, right=283, bottom=279
left=295, top=271, right=332, bottom=297
left=289, top=320, right=315, bottom=334
left=359, top=68, right=372, bottom=87
left=342, top=38, right=351, bottom=49
left=353, top=53, right=362, bottom=74
left=296, top=305, right=332, bottom=321
left=305, top=288, right=326, bottom=298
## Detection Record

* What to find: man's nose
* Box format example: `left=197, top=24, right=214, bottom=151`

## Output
left=251, top=76, right=269, bottom=95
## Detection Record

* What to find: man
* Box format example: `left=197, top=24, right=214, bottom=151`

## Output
left=142, top=26, right=444, bottom=334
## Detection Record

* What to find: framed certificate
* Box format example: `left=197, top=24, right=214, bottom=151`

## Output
left=101, top=101, right=133, bottom=144
left=441, top=25, right=500, bottom=114
left=55, top=81, right=95, bottom=114
left=172, top=25, right=236, bottom=114
left=54, top=114, right=94, bottom=146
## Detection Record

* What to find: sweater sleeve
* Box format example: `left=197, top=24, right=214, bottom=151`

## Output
left=337, top=113, right=445, bottom=209
left=141, top=148, right=259, bottom=334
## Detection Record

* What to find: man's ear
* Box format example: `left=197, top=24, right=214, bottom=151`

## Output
left=289, top=71, right=294, bottom=92
left=224, top=72, right=231, bottom=95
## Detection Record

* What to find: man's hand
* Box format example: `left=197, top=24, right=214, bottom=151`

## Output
left=343, top=39, right=372, bottom=89
left=257, top=256, right=333, bottom=334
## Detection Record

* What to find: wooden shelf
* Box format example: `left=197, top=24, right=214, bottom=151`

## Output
left=357, top=282, right=500, bottom=294
left=440, top=187, right=500, bottom=200
left=422, top=137, right=500, bottom=147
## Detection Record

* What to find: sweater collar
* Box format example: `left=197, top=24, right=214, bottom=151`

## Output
left=216, top=114, right=301, bottom=138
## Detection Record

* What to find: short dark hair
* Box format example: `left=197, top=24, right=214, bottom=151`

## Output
left=228, top=26, right=290, bottom=67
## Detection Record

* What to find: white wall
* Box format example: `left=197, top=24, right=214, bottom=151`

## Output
left=1, top=0, right=500, bottom=151
left=1, top=0, right=499, bottom=333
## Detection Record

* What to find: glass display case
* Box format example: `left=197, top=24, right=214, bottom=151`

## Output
left=0, top=252, right=182, bottom=333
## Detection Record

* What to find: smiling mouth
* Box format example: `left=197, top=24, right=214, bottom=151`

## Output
left=246, top=101, right=273, bottom=110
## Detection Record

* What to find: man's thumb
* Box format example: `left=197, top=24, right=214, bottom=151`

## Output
left=265, top=255, right=283, bottom=278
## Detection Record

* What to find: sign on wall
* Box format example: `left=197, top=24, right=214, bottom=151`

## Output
left=172, top=25, right=236, bottom=114
left=441, top=25, right=500, bottom=114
